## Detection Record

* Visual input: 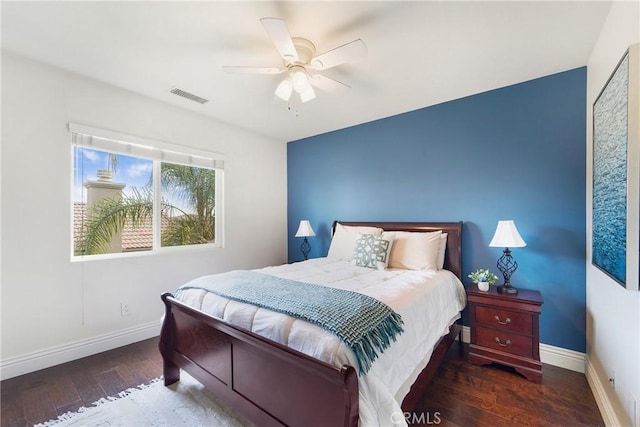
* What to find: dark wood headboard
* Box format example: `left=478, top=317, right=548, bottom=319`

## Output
left=332, top=221, right=463, bottom=281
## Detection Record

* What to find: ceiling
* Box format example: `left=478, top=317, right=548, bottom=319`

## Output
left=1, top=1, right=612, bottom=142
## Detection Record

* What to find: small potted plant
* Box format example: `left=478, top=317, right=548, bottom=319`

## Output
left=468, top=268, right=498, bottom=291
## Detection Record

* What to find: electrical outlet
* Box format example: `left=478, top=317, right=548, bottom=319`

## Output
left=609, top=370, right=616, bottom=390
left=120, top=302, right=131, bottom=317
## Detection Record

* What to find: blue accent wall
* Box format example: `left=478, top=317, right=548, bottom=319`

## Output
left=287, top=67, right=587, bottom=352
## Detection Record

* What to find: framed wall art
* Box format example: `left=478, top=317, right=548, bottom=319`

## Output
left=592, top=43, right=639, bottom=291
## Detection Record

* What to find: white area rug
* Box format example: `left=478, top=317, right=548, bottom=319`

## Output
left=36, top=372, right=254, bottom=427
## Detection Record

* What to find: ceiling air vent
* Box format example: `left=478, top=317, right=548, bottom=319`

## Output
left=170, top=88, right=209, bottom=104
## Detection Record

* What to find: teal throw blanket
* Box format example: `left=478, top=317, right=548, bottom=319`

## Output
left=175, top=270, right=404, bottom=375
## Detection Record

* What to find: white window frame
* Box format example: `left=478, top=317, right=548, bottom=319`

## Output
left=70, top=123, right=225, bottom=261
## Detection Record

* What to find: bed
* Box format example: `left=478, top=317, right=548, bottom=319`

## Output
left=159, top=221, right=465, bottom=426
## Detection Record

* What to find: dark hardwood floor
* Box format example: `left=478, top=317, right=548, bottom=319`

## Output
left=1, top=338, right=603, bottom=427
left=1, top=339, right=163, bottom=427
left=416, top=344, right=604, bottom=426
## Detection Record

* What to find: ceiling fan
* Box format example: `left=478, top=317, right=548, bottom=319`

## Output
left=222, top=18, right=367, bottom=104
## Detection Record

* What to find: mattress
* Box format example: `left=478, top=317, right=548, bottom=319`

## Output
left=175, top=257, right=467, bottom=427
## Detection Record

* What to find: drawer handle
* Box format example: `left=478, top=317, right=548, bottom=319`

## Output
left=494, top=315, right=511, bottom=325
left=494, top=337, right=511, bottom=347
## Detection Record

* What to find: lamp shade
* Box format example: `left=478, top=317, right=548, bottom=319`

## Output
left=299, top=85, right=316, bottom=103
left=275, top=78, right=293, bottom=101
left=489, top=220, right=526, bottom=248
left=295, top=220, right=316, bottom=237
left=292, top=70, right=309, bottom=93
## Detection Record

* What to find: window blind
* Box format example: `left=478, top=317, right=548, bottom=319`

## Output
left=69, top=123, right=225, bottom=170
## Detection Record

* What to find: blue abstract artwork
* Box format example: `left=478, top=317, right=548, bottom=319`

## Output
left=592, top=53, right=629, bottom=286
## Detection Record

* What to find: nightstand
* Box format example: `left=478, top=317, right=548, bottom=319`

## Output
left=467, top=283, right=543, bottom=382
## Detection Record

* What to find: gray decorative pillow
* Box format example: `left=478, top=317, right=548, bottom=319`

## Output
left=352, top=234, right=394, bottom=270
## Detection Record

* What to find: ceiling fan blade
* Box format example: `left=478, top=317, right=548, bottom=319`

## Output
left=309, top=39, right=367, bottom=70
left=309, top=74, right=350, bottom=95
left=260, top=18, right=299, bottom=63
left=222, top=66, right=284, bottom=75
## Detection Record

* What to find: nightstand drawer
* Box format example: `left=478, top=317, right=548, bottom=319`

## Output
left=474, top=306, right=532, bottom=335
left=474, top=326, right=533, bottom=358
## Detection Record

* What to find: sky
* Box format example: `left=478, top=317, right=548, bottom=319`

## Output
left=73, top=147, right=152, bottom=202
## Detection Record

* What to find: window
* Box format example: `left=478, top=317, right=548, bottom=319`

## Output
left=71, top=124, right=224, bottom=259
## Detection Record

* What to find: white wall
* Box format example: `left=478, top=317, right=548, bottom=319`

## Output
left=0, top=52, right=288, bottom=378
left=586, top=2, right=640, bottom=426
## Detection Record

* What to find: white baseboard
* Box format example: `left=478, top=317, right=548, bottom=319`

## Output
left=458, top=326, right=586, bottom=373
left=0, top=323, right=588, bottom=381
left=539, top=343, right=586, bottom=373
left=4, top=322, right=615, bottom=425
left=585, top=356, right=630, bottom=427
left=0, top=321, right=161, bottom=380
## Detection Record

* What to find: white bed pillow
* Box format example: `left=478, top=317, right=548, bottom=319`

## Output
left=327, top=224, right=384, bottom=261
left=437, top=233, right=448, bottom=270
left=382, top=230, right=442, bottom=270
left=352, top=233, right=394, bottom=270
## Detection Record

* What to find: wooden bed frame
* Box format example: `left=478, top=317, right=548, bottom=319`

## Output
left=159, top=221, right=463, bottom=427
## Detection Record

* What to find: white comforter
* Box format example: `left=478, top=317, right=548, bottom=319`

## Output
left=175, top=258, right=466, bottom=427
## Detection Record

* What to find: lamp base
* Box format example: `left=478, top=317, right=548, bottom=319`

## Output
left=300, top=237, right=311, bottom=261
left=497, top=285, right=518, bottom=295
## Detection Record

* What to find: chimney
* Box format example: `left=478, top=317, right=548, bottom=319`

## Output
left=85, top=169, right=126, bottom=253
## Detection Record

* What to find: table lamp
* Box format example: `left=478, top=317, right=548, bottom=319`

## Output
left=489, top=220, right=526, bottom=294
left=295, top=220, right=315, bottom=260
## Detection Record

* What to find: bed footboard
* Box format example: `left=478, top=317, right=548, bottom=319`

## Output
left=159, top=293, right=359, bottom=427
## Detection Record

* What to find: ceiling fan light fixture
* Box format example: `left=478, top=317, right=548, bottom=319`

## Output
left=224, top=18, right=365, bottom=106
left=292, top=69, right=309, bottom=93
left=299, top=86, right=316, bottom=103
left=275, top=78, right=293, bottom=101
